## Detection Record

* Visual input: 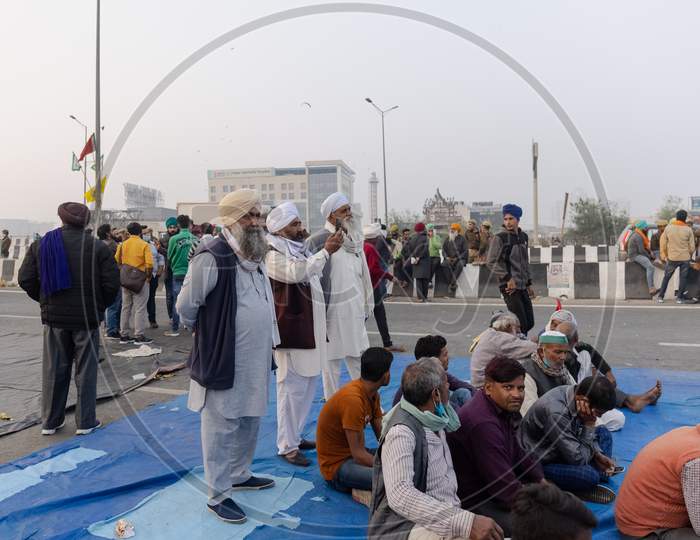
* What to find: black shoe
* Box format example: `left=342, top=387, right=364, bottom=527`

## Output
left=105, top=332, right=120, bottom=340
left=149, top=322, right=159, bottom=329
left=281, top=450, right=311, bottom=467
left=207, top=498, right=247, bottom=524
left=134, top=335, right=153, bottom=344
left=231, top=476, right=275, bottom=491
left=575, top=484, right=615, bottom=504
left=119, top=335, right=134, bottom=344
left=299, top=439, right=316, bottom=450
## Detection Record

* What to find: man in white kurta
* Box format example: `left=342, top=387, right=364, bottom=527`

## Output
left=265, top=202, right=342, bottom=466
left=176, top=190, right=280, bottom=524
left=307, top=193, right=374, bottom=399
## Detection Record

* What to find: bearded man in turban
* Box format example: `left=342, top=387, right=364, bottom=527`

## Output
left=176, top=190, right=280, bottom=524
left=307, top=192, right=374, bottom=399
left=265, top=202, right=342, bottom=467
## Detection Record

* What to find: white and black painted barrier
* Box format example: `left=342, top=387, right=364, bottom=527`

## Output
left=4, top=239, right=698, bottom=300
left=389, top=245, right=699, bottom=301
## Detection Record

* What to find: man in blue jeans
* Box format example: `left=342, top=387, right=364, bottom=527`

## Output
left=519, top=376, right=622, bottom=505
left=658, top=209, right=696, bottom=304
left=316, top=347, right=393, bottom=506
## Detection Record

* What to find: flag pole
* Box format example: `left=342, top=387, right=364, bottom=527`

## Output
left=93, top=0, right=102, bottom=227
left=82, top=125, right=88, bottom=204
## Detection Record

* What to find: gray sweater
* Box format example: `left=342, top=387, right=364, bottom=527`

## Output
left=627, top=230, right=651, bottom=260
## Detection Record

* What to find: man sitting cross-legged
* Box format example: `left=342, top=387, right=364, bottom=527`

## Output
left=448, top=357, right=544, bottom=538
left=392, top=335, right=474, bottom=410
left=545, top=309, right=661, bottom=415
left=557, top=321, right=661, bottom=416
left=316, top=347, right=392, bottom=506
left=519, top=376, right=621, bottom=504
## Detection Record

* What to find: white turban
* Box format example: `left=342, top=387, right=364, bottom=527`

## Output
left=320, top=192, right=350, bottom=219
left=545, top=309, right=577, bottom=331
left=213, top=189, right=261, bottom=227
left=363, top=222, right=382, bottom=239
left=266, top=202, right=300, bottom=233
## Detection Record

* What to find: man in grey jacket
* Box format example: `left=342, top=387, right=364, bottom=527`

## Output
left=519, top=376, right=620, bottom=504
left=627, top=220, right=658, bottom=296
left=486, top=204, right=535, bottom=334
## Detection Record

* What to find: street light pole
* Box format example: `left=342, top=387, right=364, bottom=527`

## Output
left=69, top=115, right=88, bottom=204
left=93, top=0, right=103, bottom=227
left=365, top=98, right=398, bottom=226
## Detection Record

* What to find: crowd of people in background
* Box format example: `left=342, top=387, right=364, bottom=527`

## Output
left=14, top=195, right=700, bottom=540
left=624, top=210, right=700, bottom=303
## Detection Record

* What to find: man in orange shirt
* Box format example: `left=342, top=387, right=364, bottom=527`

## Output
left=616, top=424, right=700, bottom=539
left=316, top=347, right=392, bottom=504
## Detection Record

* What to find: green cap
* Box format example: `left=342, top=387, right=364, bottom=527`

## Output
left=538, top=331, right=568, bottom=345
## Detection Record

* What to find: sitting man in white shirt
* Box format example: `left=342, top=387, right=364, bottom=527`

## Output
left=368, top=357, right=504, bottom=540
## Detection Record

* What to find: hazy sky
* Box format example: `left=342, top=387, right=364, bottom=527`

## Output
left=2, top=1, right=699, bottom=227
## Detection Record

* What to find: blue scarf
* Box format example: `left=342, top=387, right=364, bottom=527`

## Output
left=40, top=228, right=72, bottom=297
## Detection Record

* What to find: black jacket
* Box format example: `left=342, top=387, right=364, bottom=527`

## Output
left=486, top=228, right=532, bottom=289
left=442, top=234, right=468, bottom=263
left=405, top=231, right=431, bottom=279
left=18, top=225, right=120, bottom=330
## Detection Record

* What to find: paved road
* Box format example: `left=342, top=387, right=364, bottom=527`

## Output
left=0, top=288, right=697, bottom=463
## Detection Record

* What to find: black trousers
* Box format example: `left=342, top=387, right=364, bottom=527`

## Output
left=416, top=278, right=430, bottom=301
left=147, top=275, right=159, bottom=324
left=502, top=288, right=535, bottom=334
left=42, top=327, right=99, bottom=430
left=373, top=288, right=392, bottom=347
left=445, top=259, right=464, bottom=286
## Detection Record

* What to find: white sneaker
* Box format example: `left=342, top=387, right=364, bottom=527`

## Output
left=657, top=298, right=664, bottom=303
left=76, top=421, right=102, bottom=435
left=164, top=331, right=180, bottom=337
left=41, top=419, right=66, bottom=436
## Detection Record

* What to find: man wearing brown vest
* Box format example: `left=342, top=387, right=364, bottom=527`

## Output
left=616, top=424, right=700, bottom=539
left=265, top=202, right=342, bottom=467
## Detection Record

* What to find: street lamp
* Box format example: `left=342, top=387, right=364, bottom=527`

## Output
left=69, top=115, right=89, bottom=204
left=365, top=97, right=398, bottom=226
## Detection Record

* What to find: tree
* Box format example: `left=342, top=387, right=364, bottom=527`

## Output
left=656, top=195, right=684, bottom=221
left=387, top=208, right=422, bottom=229
left=564, top=196, right=629, bottom=245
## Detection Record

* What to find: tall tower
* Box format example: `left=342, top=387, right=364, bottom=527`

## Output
left=368, top=171, right=379, bottom=223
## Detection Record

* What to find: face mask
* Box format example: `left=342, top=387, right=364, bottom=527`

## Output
left=143, top=234, right=151, bottom=242
left=434, top=401, right=447, bottom=417
left=542, top=357, right=553, bottom=369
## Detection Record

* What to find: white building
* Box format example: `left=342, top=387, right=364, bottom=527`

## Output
left=368, top=171, right=379, bottom=223
left=207, top=160, right=355, bottom=232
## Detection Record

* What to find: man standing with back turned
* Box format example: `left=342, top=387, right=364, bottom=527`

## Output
left=487, top=204, right=535, bottom=335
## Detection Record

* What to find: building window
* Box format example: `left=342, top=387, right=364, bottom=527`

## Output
left=281, top=183, right=287, bottom=190
left=261, top=184, right=267, bottom=191
left=300, top=192, right=307, bottom=199
left=281, top=193, right=287, bottom=200
left=288, top=193, right=295, bottom=199
left=269, top=184, right=274, bottom=191
left=210, top=195, right=216, bottom=202
left=301, top=182, right=306, bottom=190
left=209, top=185, right=216, bottom=193
left=229, top=185, right=234, bottom=191
left=223, top=185, right=230, bottom=193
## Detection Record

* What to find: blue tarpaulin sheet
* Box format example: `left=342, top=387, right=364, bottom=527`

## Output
left=1, top=354, right=698, bottom=540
